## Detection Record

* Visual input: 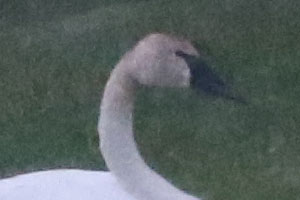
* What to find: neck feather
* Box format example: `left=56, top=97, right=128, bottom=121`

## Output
left=98, top=64, right=200, bottom=200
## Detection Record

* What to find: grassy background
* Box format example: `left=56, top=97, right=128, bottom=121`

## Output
left=0, top=0, right=300, bottom=199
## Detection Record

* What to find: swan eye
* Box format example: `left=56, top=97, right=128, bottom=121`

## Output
left=175, top=50, right=198, bottom=63
left=175, top=50, right=187, bottom=57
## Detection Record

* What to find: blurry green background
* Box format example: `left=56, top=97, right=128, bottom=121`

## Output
left=0, top=0, right=299, bottom=199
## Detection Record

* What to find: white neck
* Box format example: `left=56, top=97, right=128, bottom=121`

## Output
left=98, top=63, right=200, bottom=200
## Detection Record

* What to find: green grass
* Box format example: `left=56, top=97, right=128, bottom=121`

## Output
left=1, top=0, right=300, bottom=199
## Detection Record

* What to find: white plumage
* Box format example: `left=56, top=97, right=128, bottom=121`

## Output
left=0, top=33, right=201, bottom=200
left=0, top=170, right=136, bottom=200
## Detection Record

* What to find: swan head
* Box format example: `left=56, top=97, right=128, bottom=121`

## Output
left=122, top=33, right=198, bottom=89
left=116, top=33, right=245, bottom=102
left=122, top=33, right=236, bottom=100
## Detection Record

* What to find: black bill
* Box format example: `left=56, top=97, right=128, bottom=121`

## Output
left=175, top=50, right=246, bottom=104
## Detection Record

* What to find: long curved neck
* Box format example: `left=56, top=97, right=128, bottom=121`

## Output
left=98, top=64, right=200, bottom=200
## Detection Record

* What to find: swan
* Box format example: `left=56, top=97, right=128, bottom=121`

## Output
left=0, top=33, right=233, bottom=200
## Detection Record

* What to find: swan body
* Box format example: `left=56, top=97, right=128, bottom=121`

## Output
left=0, top=33, right=230, bottom=200
left=0, top=170, right=136, bottom=200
